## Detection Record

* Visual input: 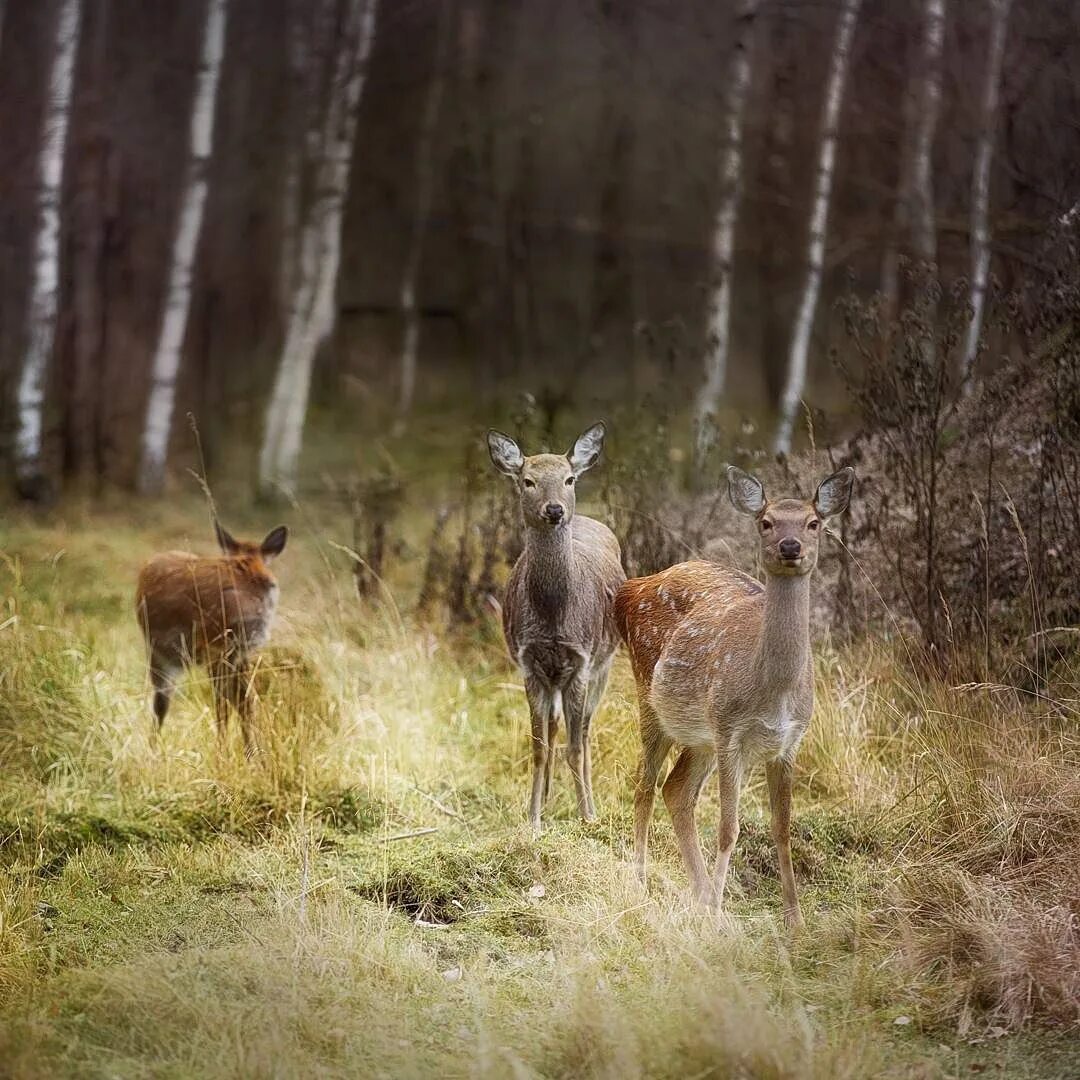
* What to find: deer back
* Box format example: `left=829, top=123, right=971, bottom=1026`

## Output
left=136, top=527, right=285, bottom=665
left=615, top=561, right=765, bottom=691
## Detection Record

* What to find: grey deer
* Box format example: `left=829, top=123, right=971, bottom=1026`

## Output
left=614, top=465, right=855, bottom=927
left=487, top=422, right=626, bottom=828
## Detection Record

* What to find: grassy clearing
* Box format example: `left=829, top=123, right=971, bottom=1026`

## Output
left=1, top=491, right=1078, bottom=1079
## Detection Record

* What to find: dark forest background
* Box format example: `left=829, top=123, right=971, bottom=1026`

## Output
left=0, top=0, right=1077, bottom=493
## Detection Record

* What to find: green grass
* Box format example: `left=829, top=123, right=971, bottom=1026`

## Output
left=0, top=491, right=1078, bottom=1079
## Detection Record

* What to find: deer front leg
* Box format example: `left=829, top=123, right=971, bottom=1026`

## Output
left=767, top=758, right=803, bottom=929
left=712, top=757, right=744, bottom=915
left=209, top=659, right=231, bottom=740
left=525, top=675, right=554, bottom=830
left=149, top=652, right=178, bottom=732
left=543, top=704, right=561, bottom=801
left=662, top=747, right=715, bottom=904
left=562, top=676, right=595, bottom=822
left=230, top=657, right=257, bottom=759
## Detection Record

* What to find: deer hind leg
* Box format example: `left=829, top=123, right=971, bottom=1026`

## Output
left=563, top=675, right=595, bottom=823
left=712, top=757, right=745, bottom=915
left=766, top=758, right=802, bottom=929
left=662, top=747, right=715, bottom=904
left=525, top=675, right=555, bottom=830
left=633, top=701, right=673, bottom=882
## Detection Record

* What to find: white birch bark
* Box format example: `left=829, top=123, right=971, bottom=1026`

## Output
left=693, top=0, right=758, bottom=466
left=960, top=0, right=1011, bottom=391
left=14, top=0, right=82, bottom=494
left=258, top=0, right=378, bottom=495
left=910, top=0, right=945, bottom=267
left=277, top=0, right=334, bottom=310
left=137, top=0, right=228, bottom=493
left=773, top=0, right=861, bottom=455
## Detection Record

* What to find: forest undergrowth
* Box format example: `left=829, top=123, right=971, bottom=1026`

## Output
left=0, top=453, right=1078, bottom=1079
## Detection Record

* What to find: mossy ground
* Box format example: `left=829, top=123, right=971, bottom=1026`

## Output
left=0, top=481, right=1077, bottom=1078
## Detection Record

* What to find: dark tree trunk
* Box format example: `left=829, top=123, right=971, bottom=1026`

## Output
left=588, top=0, right=637, bottom=378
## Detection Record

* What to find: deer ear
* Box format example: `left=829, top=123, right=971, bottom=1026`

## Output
left=260, top=525, right=288, bottom=560
left=814, top=467, right=855, bottom=519
left=487, top=430, right=524, bottom=475
left=727, top=466, right=766, bottom=515
left=214, top=519, right=241, bottom=555
left=568, top=421, right=606, bottom=476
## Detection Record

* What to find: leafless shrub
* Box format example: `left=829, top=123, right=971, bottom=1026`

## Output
left=416, top=506, right=451, bottom=618
left=352, top=473, right=405, bottom=601
left=831, top=236, right=1080, bottom=674
left=414, top=437, right=520, bottom=629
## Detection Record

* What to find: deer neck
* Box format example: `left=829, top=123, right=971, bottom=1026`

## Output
left=755, top=573, right=812, bottom=691
left=524, top=523, right=575, bottom=625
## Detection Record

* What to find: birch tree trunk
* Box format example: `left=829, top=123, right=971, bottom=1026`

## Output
left=910, top=0, right=945, bottom=269
left=396, top=0, right=452, bottom=422
left=258, top=0, right=378, bottom=496
left=278, top=0, right=335, bottom=311
left=773, top=0, right=861, bottom=455
left=693, top=0, right=758, bottom=468
left=137, top=0, right=228, bottom=494
left=881, top=0, right=945, bottom=319
left=14, top=0, right=82, bottom=498
left=961, top=0, right=1011, bottom=391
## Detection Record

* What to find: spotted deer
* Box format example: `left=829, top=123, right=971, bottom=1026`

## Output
left=487, top=422, right=626, bottom=828
left=135, top=520, right=288, bottom=755
left=614, top=466, right=854, bottom=926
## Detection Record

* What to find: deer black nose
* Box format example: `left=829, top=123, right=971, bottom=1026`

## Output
left=779, top=538, right=802, bottom=560
left=544, top=503, right=565, bottom=523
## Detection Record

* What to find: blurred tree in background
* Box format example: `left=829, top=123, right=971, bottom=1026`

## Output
left=0, top=0, right=1078, bottom=496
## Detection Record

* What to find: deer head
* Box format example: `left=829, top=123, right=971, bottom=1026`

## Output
left=487, top=422, right=607, bottom=531
left=727, top=466, right=854, bottom=577
left=211, top=520, right=289, bottom=594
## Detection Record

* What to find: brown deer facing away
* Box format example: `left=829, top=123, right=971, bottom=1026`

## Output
left=615, top=466, right=854, bottom=927
left=487, top=422, right=626, bottom=828
left=135, top=520, right=288, bottom=755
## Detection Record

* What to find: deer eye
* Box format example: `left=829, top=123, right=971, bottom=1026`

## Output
left=522, top=478, right=536, bottom=489
left=565, top=475, right=575, bottom=486
left=808, top=519, right=820, bottom=531
left=760, top=519, right=773, bottom=532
